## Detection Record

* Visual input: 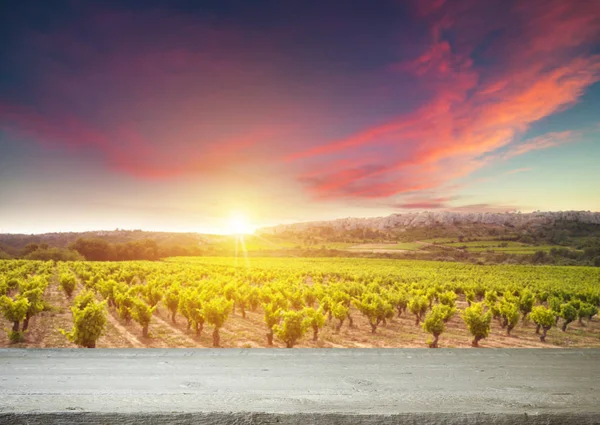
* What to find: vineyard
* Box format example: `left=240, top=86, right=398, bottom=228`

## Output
left=1, top=257, right=599, bottom=348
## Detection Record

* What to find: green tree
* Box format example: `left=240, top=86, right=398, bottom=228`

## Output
left=64, top=301, right=107, bottom=348
left=203, top=297, right=233, bottom=347
left=303, top=307, right=325, bottom=341
left=530, top=306, right=554, bottom=342
left=461, top=303, right=492, bottom=347
left=274, top=310, right=308, bottom=348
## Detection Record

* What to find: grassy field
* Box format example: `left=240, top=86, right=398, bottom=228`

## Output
left=346, top=242, right=423, bottom=251
left=417, top=239, right=579, bottom=255
left=201, top=234, right=580, bottom=257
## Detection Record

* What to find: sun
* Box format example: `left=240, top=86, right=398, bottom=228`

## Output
left=228, top=213, right=255, bottom=235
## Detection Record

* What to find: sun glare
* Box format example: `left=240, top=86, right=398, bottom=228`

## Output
left=229, top=213, right=254, bottom=235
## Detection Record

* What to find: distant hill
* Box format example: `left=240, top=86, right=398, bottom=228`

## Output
left=0, top=230, right=216, bottom=258
left=259, top=211, right=600, bottom=234
left=1, top=211, right=599, bottom=266
left=257, top=211, right=600, bottom=251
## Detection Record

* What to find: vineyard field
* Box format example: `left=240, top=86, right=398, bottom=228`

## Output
left=1, top=257, right=599, bottom=349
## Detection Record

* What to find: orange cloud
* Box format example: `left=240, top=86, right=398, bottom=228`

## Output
left=289, top=0, right=600, bottom=200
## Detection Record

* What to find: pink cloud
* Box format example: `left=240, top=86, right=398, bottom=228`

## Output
left=502, top=131, right=577, bottom=160
left=288, top=0, right=600, bottom=200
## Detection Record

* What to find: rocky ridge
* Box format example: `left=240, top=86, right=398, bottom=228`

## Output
left=258, top=211, right=600, bottom=234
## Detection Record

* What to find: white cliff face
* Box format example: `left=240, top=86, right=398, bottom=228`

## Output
left=258, top=211, right=600, bottom=234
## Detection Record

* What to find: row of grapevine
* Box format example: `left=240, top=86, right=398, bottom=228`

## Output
left=33, top=256, right=598, bottom=348
left=1, top=257, right=598, bottom=348
left=0, top=260, right=53, bottom=342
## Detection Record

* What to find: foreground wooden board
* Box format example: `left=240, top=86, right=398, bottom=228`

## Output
left=1, top=348, right=599, bottom=424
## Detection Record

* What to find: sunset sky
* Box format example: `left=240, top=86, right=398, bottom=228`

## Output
left=1, top=0, right=599, bottom=234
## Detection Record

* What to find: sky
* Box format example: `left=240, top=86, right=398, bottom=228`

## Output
left=0, top=0, right=599, bottom=234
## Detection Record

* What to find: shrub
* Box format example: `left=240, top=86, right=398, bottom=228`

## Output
left=203, top=297, right=233, bottom=347
left=548, top=296, right=562, bottom=324
left=422, top=304, right=454, bottom=348
left=518, top=290, right=535, bottom=319
left=388, top=290, right=409, bottom=317
left=223, top=283, right=238, bottom=313
left=143, top=282, right=163, bottom=308
left=236, top=286, right=250, bottom=318
left=408, top=295, right=428, bottom=325
left=263, top=302, right=282, bottom=346
left=303, top=307, right=325, bottom=341
left=64, top=301, right=107, bottom=348
left=302, top=287, right=317, bottom=308
left=20, top=286, right=46, bottom=332
left=438, top=291, right=457, bottom=308
left=0, top=295, right=29, bottom=342
left=274, top=310, right=308, bottom=348
left=484, top=290, right=498, bottom=306
left=248, top=287, right=261, bottom=312
left=465, top=290, right=475, bottom=306
left=131, top=300, right=156, bottom=337
left=179, top=290, right=203, bottom=333
left=98, top=279, right=117, bottom=307
left=163, top=287, right=180, bottom=323
left=560, top=303, right=577, bottom=331
left=114, top=291, right=134, bottom=323
left=530, top=306, right=554, bottom=342
left=59, top=273, right=77, bottom=298
left=461, top=302, right=492, bottom=347
left=578, top=303, right=598, bottom=325
left=73, top=290, right=96, bottom=311
left=498, top=301, right=519, bottom=335
left=353, top=293, right=393, bottom=333
left=331, top=302, right=349, bottom=332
